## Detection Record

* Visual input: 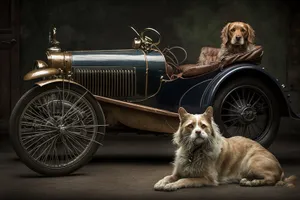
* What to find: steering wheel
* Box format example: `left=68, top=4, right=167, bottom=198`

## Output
left=130, top=26, right=161, bottom=51
left=140, top=28, right=161, bottom=46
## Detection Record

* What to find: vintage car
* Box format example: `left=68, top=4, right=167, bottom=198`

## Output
left=9, top=26, right=299, bottom=176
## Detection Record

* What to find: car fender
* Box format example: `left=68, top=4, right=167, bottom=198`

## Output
left=34, top=78, right=99, bottom=103
left=199, top=63, right=291, bottom=117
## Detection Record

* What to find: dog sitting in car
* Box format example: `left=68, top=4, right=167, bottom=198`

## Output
left=154, top=106, right=296, bottom=191
left=217, top=21, right=256, bottom=61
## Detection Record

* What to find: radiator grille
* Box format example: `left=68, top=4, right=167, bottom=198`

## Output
left=72, top=68, right=137, bottom=97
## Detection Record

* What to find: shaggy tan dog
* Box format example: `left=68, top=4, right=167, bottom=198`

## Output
left=154, top=106, right=296, bottom=191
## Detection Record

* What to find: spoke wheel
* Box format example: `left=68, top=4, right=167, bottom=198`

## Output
left=213, top=77, right=280, bottom=148
left=10, top=82, right=106, bottom=176
left=220, top=85, right=271, bottom=140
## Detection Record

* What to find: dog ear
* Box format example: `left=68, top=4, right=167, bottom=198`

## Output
left=221, top=23, right=231, bottom=45
left=246, top=23, right=255, bottom=44
left=204, top=106, right=214, bottom=121
left=178, top=107, right=188, bottom=120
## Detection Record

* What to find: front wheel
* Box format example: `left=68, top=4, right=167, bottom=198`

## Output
left=9, top=82, right=106, bottom=176
left=213, top=77, right=280, bottom=148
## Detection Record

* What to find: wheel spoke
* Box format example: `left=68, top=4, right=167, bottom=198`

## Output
left=28, top=134, right=59, bottom=158
left=24, top=109, right=50, bottom=125
left=248, top=91, right=255, bottom=105
left=220, top=85, right=272, bottom=141
left=229, top=93, right=241, bottom=108
left=226, top=120, right=240, bottom=130
left=251, top=96, right=262, bottom=108
left=66, top=130, right=102, bottom=146
left=22, top=130, right=57, bottom=139
left=36, top=98, right=53, bottom=120
left=252, top=122, right=263, bottom=133
left=242, top=88, right=245, bottom=104
left=41, top=136, right=57, bottom=163
left=223, top=117, right=240, bottom=124
left=21, top=121, right=56, bottom=129
left=65, top=133, right=86, bottom=151
left=61, top=91, right=88, bottom=120
left=221, top=107, right=240, bottom=114
left=18, top=86, right=104, bottom=169
left=21, top=129, right=57, bottom=136
left=35, top=136, right=58, bottom=161
left=221, top=114, right=240, bottom=117
left=235, top=91, right=242, bottom=107
left=61, top=135, right=78, bottom=161
left=23, top=131, right=56, bottom=148
left=232, top=125, right=241, bottom=136
left=246, top=125, right=252, bottom=139
left=64, top=134, right=84, bottom=155
left=224, top=101, right=239, bottom=110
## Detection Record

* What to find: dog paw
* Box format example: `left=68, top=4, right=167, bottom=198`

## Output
left=240, top=178, right=251, bottom=186
left=154, top=179, right=168, bottom=191
left=240, top=178, right=261, bottom=187
left=162, top=183, right=180, bottom=191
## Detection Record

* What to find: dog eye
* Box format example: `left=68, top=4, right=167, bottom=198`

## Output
left=230, top=28, right=235, bottom=32
left=187, top=124, right=194, bottom=129
left=241, top=29, right=246, bottom=32
left=201, top=124, right=207, bottom=129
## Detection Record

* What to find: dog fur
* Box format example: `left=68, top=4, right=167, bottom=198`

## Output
left=217, top=22, right=256, bottom=61
left=154, top=106, right=296, bottom=191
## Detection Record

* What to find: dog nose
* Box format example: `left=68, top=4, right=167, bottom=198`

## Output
left=195, top=130, right=201, bottom=134
left=236, top=36, right=241, bottom=41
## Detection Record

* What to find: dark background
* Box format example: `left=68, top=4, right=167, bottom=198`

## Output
left=1, top=0, right=300, bottom=200
left=19, top=0, right=299, bottom=92
left=1, top=0, right=300, bottom=131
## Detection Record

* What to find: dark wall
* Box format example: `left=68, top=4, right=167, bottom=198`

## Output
left=287, top=2, right=300, bottom=113
left=19, top=0, right=299, bottom=111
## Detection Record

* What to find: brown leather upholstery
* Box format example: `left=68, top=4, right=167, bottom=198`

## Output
left=220, top=45, right=263, bottom=68
left=198, top=47, right=220, bottom=65
left=176, top=62, right=220, bottom=78
left=168, top=45, right=263, bottom=79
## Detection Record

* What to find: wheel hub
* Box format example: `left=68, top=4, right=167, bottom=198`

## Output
left=58, top=124, right=67, bottom=134
left=241, top=106, right=257, bottom=122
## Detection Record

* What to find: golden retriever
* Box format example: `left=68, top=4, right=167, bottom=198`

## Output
left=154, top=106, right=296, bottom=191
left=217, top=22, right=256, bottom=61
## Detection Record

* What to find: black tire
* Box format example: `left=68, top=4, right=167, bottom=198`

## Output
left=9, top=82, right=106, bottom=176
left=213, top=77, right=280, bottom=148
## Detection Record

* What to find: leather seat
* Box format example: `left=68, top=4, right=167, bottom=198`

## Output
left=166, top=46, right=263, bottom=79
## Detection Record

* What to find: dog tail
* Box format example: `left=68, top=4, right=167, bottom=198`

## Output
left=275, top=174, right=297, bottom=188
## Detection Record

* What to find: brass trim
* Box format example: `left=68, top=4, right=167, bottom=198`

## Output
left=64, top=51, right=72, bottom=72
left=35, top=78, right=80, bottom=87
left=34, top=60, right=48, bottom=69
left=24, top=68, right=60, bottom=81
left=46, top=51, right=64, bottom=68
left=141, top=50, right=149, bottom=97
left=46, top=51, right=72, bottom=72
left=132, top=38, right=142, bottom=49
left=48, top=27, right=61, bottom=52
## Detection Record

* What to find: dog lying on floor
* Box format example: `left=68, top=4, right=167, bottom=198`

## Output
left=154, top=106, right=296, bottom=191
left=217, top=21, right=256, bottom=61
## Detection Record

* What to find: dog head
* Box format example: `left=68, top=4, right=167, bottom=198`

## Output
left=173, top=106, right=218, bottom=148
left=221, top=22, right=255, bottom=46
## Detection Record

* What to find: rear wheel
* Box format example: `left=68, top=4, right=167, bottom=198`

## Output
left=10, top=82, right=106, bottom=176
left=213, top=77, right=280, bottom=148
